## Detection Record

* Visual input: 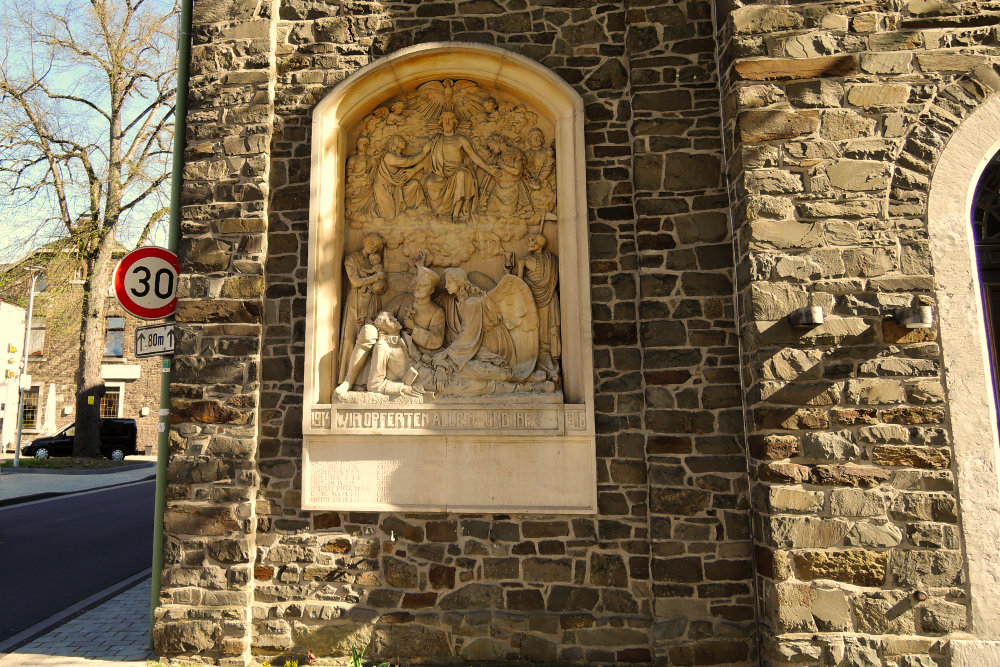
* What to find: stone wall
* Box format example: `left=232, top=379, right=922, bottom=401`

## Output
left=158, top=0, right=1000, bottom=665
left=159, top=0, right=751, bottom=665
left=716, top=1, right=1000, bottom=664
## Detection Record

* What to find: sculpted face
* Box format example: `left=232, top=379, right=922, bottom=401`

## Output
left=357, top=137, right=370, bottom=153
left=440, top=113, right=457, bottom=132
left=528, top=130, right=543, bottom=149
left=363, top=236, right=382, bottom=256
left=414, top=280, right=433, bottom=299
left=444, top=272, right=460, bottom=295
left=528, top=234, right=545, bottom=252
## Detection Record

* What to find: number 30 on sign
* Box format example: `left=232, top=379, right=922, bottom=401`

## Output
left=113, top=247, right=179, bottom=319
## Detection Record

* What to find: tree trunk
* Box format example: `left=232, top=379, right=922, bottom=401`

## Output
left=73, top=240, right=115, bottom=458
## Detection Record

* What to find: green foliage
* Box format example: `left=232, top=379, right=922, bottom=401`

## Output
left=0, top=456, right=134, bottom=469
left=352, top=646, right=391, bottom=667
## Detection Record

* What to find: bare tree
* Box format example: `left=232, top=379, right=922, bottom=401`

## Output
left=0, top=0, right=175, bottom=457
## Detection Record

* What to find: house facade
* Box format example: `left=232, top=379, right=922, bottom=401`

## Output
left=157, top=2, right=1000, bottom=666
left=0, top=250, right=163, bottom=453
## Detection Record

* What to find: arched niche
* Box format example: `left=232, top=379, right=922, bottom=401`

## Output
left=927, top=92, right=1000, bottom=643
left=301, top=43, right=595, bottom=513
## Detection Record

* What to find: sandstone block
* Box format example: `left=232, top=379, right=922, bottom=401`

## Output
left=846, top=378, right=906, bottom=405
left=786, top=80, right=844, bottom=107
left=735, top=55, right=858, bottom=81
left=811, top=464, right=890, bottom=487
left=746, top=168, right=804, bottom=194
left=749, top=434, right=801, bottom=459
left=891, top=550, right=964, bottom=587
left=749, top=220, right=823, bottom=249
left=795, top=549, right=888, bottom=586
left=812, top=587, right=852, bottom=631
left=738, top=109, right=819, bottom=142
left=746, top=194, right=795, bottom=221
left=766, top=516, right=850, bottom=548
left=730, top=5, right=803, bottom=34
left=767, top=581, right=817, bottom=633
left=847, top=83, right=910, bottom=107
left=821, top=109, right=878, bottom=141
left=736, top=84, right=786, bottom=109
left=872, top=445, right=950, bottom=469
left=846, top=521, right=903, bottom=548
left=825, top=160, right=891, bottom=191
left=853, top=592, right=915, bottom=634
left=798, top=199, right=881, bottom=219
left=918, top=599, right=967, bottom=634
left=758, top=462, right=811, bottom=483
left=860, top=52, right=913, bottom=74
left=760, top=486, right=824, bottom=513
left=802, top=432, right=860, bottom=460
left=891, top=493, right=958, bottom=522
left=750, top=282, right=809, bottom=320
left=830, top=489, right=886, bottom=517
left=908, top=381, right=945, bottom=404
left=916, top=53, right=986, bottom=72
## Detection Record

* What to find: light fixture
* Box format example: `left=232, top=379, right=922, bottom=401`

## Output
left=790, top=306, right=824, bottom=328
left=894, top=306, right=933, bottom=329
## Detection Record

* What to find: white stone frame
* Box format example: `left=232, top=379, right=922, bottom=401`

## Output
left=927, top=93, right=1000, bottom=651
left=301, top=43, right=595, bottom=513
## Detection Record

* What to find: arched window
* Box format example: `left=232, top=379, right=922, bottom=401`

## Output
left=972, top=152, right=1000, bottom=413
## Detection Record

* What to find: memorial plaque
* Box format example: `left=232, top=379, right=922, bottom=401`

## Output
left=302, top=48, right=595, bottom=512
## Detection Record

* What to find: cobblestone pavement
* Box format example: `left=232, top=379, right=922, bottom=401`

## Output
left=0, top=578, right=153, bottom=666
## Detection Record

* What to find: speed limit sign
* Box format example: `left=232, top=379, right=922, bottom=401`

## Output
left=113, top=247, right=179, bottom=319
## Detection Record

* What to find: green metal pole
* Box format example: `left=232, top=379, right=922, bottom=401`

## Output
left=149, top=0, right=191, bottom=649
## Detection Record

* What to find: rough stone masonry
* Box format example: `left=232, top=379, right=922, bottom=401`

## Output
left=157, top=0, right=1000, bottom=665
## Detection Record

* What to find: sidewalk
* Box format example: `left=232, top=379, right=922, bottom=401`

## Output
left=0, top=578, right=153, bottom=666
left=0, top=455, right=160, bottom=665
left=0, top=455, right=157, bottom=505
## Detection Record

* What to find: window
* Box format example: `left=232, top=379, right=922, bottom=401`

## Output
left=28, top=317, right=46, bottom=356
left=100, top=386, right=121, bottom=418
left=21, top=386, right=39, bottom=430
left=104, top=317, right=125, bottom=357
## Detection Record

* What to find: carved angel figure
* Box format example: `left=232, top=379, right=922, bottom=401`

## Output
left=345, top=136, right=375, bottom=219
left=432, top=268, right=551, bottom=396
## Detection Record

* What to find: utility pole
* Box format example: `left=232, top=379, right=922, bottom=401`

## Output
left=13, top=266, right=41, bottom=468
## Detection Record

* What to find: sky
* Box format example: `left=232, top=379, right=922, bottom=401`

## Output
left=0, top=0, right=177, bottom=263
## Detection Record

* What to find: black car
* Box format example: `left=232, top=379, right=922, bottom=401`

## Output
left=23, top=418, right=139, bottom=461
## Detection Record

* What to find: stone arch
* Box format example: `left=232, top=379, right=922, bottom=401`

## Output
left=921, top=71, right=1000, bottom=643
left=303, top=42, right=592, bottom=409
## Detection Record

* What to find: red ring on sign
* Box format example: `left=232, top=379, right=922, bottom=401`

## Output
left=113, top=247, right=179, bottom=319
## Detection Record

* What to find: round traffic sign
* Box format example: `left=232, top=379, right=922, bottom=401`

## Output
left=113, top=247, right=179, bottom=319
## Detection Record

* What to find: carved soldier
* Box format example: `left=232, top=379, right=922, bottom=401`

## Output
left=338, top=233, right=385, bottom=384
left=517, top=233, right=561, bottom=379
left=400, top=265, right=446, bottom=357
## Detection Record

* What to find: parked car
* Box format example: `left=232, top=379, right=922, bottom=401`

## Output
left=23, top=418, right=139, bottom=461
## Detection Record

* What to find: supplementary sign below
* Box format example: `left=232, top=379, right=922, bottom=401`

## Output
left=134, top=323, right=175, bottom=358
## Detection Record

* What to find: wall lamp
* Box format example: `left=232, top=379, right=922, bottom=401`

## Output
left=790, top=306, right=824, bottom=328
left=893, top=306, right=934, bottom=329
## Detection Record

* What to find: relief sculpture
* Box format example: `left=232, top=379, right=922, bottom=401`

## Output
left=333, top=79, right=562, bottom=403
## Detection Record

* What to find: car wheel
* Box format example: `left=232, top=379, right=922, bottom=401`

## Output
left=109, top=449, right=126, bottom=461
left=34, top=447, right=50, bottom=460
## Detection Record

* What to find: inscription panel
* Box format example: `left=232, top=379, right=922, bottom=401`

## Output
left=303, top=436, right=595, bottom=512
left=324, top=404, right=563, bottom=435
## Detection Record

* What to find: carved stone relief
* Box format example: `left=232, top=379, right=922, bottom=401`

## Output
left=334, top=79, right=562, bottom=403
left=303, top=44, right=595, bottom=513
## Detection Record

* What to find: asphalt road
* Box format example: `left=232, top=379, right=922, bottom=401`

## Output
left=0, top=479, right=155, bottom=641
